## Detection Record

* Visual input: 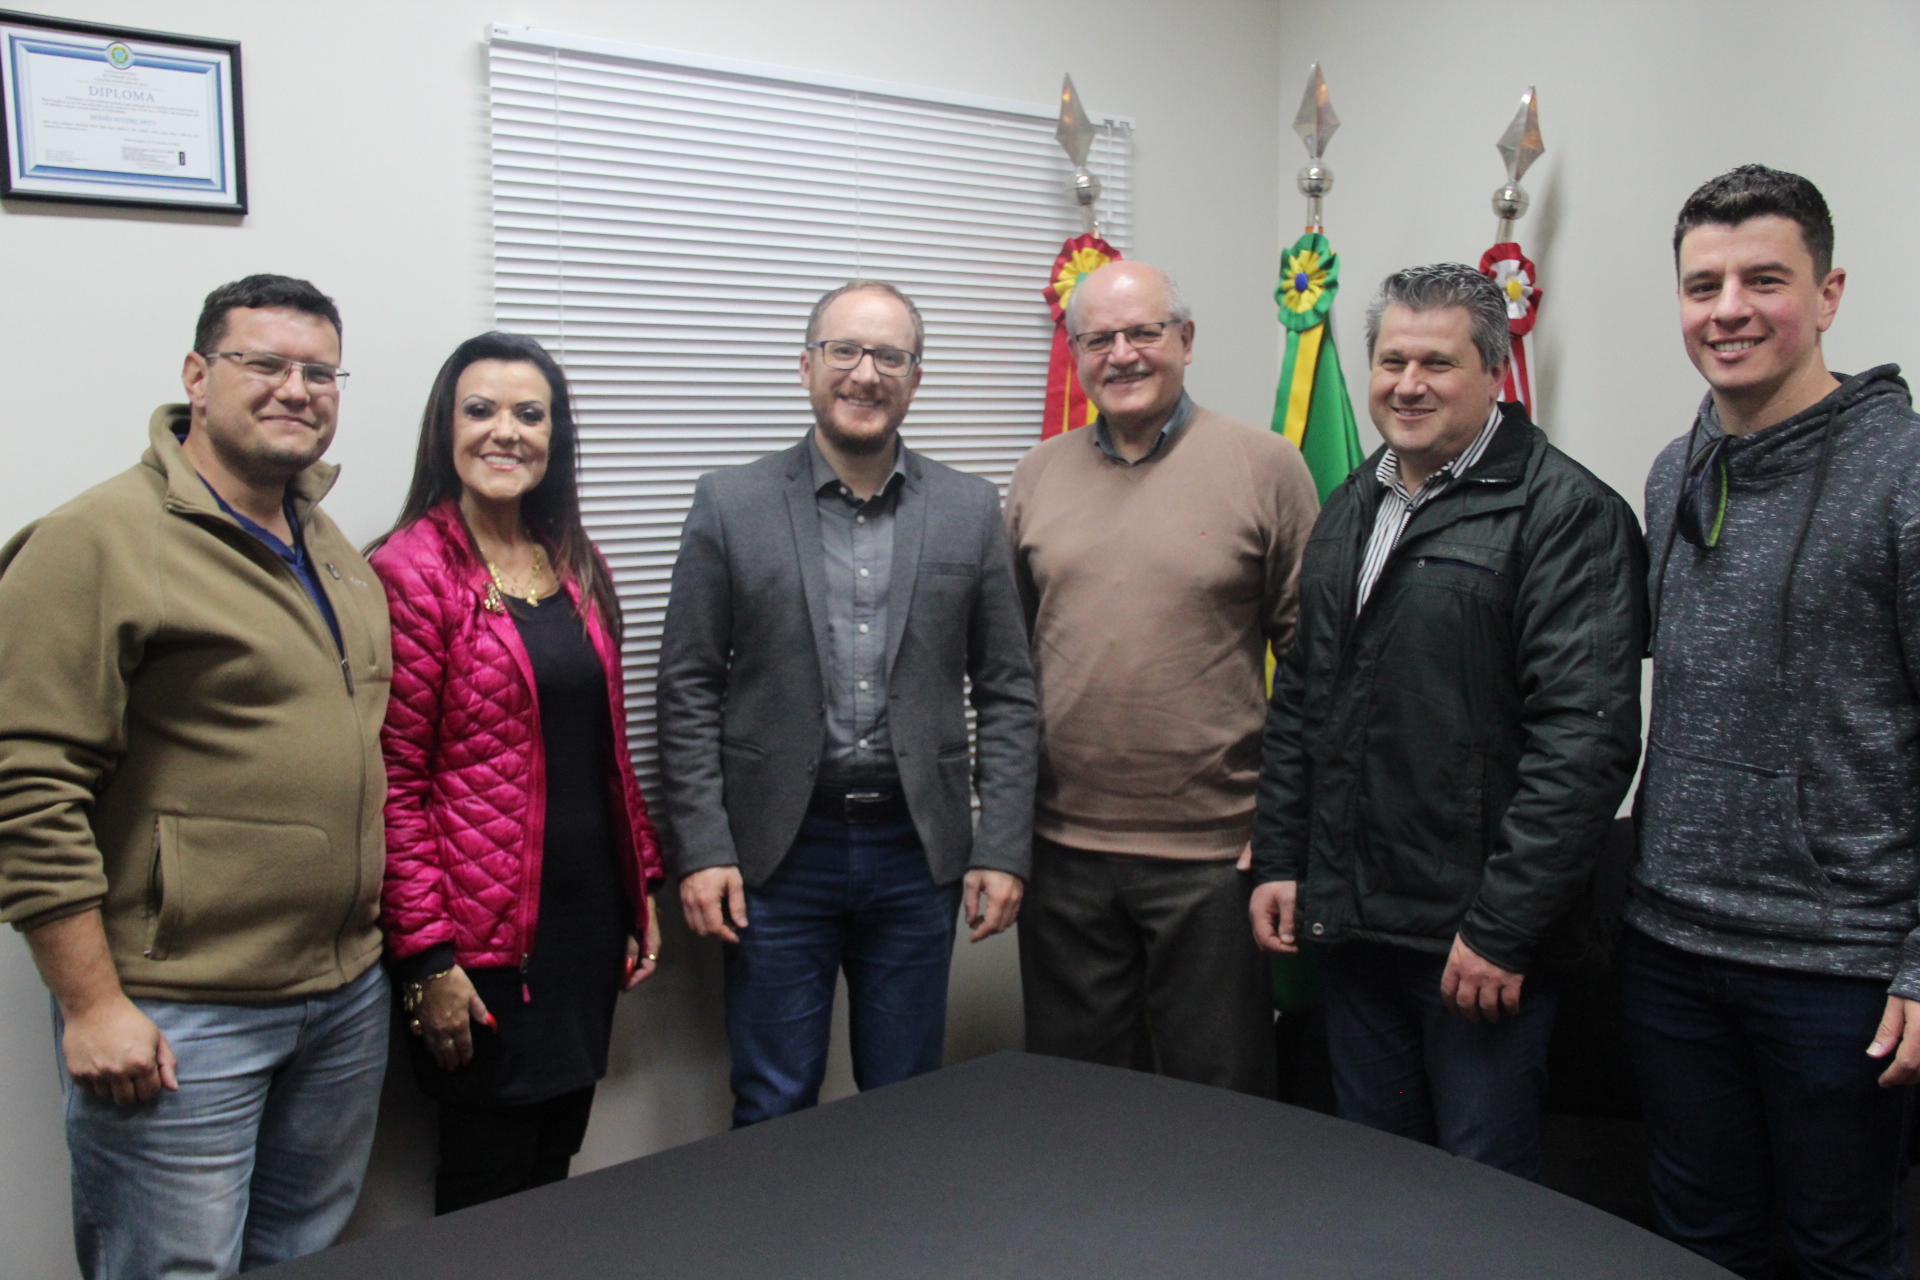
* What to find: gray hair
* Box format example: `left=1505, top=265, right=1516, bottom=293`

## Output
left=805, top=280, right=925, bottom=356
left=1064, top=263, right=1193, bottom=333
left=1363, top=263, right=1510, bottom=372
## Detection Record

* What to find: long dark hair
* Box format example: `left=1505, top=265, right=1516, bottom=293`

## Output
left=370, top=332, right=621, bottom=640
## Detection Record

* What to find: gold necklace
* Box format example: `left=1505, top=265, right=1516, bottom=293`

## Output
left=484, top=545, right=547, bottom=608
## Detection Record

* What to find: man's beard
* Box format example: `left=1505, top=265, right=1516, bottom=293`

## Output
left=815, top=412, right=900, bottom=457
left=212, top=425, right=330, bottom=486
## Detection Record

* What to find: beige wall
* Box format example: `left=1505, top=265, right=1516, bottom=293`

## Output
left=0, top=3, right=1283, bottom=1276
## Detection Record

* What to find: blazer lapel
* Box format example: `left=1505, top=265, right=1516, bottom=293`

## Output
left=784, top=450, right=834, bottom=695
left=883, top=450, right=925, bottom=678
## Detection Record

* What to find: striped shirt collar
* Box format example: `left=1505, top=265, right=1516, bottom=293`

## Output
left=1354, top=405, right=1505, bottom=615
left=1375, top=404, right=1504, bottom=502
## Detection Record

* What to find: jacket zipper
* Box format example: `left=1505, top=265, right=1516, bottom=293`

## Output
left=495, top=589, right=548, bottom=1003
left=175, top=505, right=370, bottom=974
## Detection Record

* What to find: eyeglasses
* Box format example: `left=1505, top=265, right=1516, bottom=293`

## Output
left=1068, top=319, right=1183, bottom=356
left=807, top=340, right=919, bottom=378
left=1676, top=434, right=1730, bottom=549
left=207, top=350, right=349, bottom=390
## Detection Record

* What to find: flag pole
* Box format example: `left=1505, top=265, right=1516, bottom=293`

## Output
left=1056, top=74, right=1102, bottom=238
left=1480, top=89, right=1547, bottom=417
left=1492, top=87, right=1544, bottom=244
left=1038, top=75, right=1122, bottom=440
left=1293, top=63, right=1338, bottom=233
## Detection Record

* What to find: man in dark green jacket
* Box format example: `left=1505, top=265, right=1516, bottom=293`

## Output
left=1249, top=263, right=1646, bottom=1180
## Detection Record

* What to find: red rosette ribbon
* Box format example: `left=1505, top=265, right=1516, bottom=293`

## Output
left=1041, top=233, right=1123, bottom=439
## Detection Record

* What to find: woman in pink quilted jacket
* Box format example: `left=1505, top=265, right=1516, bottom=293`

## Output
left=368, top=332, right=664, bottom=1214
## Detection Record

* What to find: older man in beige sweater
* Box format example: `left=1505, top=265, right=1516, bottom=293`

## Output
left=1007, top=261, right=1319, bottom=1094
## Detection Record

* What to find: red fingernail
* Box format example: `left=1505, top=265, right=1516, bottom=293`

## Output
left=483, top=1013, right=498, bottom=1031
left=624, top=956, right=636, bottom=979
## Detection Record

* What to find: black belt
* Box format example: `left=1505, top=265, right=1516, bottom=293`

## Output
left=808, top=785, right=910, bottom=824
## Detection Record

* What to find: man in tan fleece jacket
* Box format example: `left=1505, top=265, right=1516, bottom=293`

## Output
left=0, top=275, right=392, bottom=1280
left=1007, top=261, right=1319, bottom=1095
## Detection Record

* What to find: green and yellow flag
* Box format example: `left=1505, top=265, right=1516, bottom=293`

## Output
left=1266, top=232, right=1365, bottom=1016
left=1271, top=231, right=1365, bottom=501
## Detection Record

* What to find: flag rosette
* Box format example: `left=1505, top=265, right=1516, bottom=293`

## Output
left=1270, top=230, right=1359, bottom=484
left=1275, top=233, right=1339, bottom=332
left=1040, top=233, right=1123, bottom=439
left=1045, top=234, right=1121, bottom=322
left=1478, top=242, right=1541, bottom=337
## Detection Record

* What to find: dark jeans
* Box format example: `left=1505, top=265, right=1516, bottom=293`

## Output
left=725, top=814, right=961, bottom=1127
left=1318, top=939, right=1558, bottom=1180
left=1617, top=927, right=1912, bottom=1280
left=435, top=1086, right=595, bottom=1215
left=1019, top=837, right=1275, bottom=1097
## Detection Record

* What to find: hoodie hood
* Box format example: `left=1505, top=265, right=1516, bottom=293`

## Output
left=1696, top=364, right=1911, bottom=480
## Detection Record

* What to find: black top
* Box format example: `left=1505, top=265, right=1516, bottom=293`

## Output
left=409, top=587, right=628, bottom=1106
left=264, top=1052, right=1728, bottom=1280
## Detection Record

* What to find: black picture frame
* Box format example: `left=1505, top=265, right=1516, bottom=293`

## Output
left=0, top=8, right=245, bottom=214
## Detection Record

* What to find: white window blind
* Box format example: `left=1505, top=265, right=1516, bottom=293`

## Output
left=487, top=27, right=1134, bottom=793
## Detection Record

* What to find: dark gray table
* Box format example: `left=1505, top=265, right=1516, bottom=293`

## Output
left=266, top=1051, right=1729, bottom=1279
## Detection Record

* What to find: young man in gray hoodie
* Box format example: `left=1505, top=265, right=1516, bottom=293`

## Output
left=1630, top=164, right=1920, bottom=1280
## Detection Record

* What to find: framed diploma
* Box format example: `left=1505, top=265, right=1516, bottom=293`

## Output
left=0, top=10, right=244, bottom=213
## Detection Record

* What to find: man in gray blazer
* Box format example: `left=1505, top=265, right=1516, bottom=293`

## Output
left=658, top=280, right=1039, bottom=1126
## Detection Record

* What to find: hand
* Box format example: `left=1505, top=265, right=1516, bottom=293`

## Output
left=1440, top=934, right=1524, bottom=1023
left=963, top=869, right=1023, bottom=942
left=680, top=866, right=748, bottom=943
left=62, top=995, right=178, bottom=1107
left=413, top=966, right=490, bottom=1072
left=1250, top=880, right=1299, bottom=954
left=1236, top=842, right=1253, bottom=873
left=26, top=910, right=179, bottom=1107
left=622, top=896, right=661, bottom=991
left=1868, top=995, right=1920, bottom=1086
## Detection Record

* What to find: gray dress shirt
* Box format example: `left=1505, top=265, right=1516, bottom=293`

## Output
left=810, top=433, right=906, bottom=788
left=1091, top=391, right=1194, bottom=466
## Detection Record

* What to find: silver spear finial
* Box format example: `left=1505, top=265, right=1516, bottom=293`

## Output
left=1293, top=63, right=1340, bottom=231
left=1056, top=74, right=1102, bottom=235
left=1492, top=87, right=1544, bottom=243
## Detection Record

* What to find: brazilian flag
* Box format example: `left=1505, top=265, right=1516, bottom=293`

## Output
left=1272, top=231, right=1366, bottom=500
left=1266, top=232, right=1365, bottom=1013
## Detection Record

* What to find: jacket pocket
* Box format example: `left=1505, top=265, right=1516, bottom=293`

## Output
left=1638, top=740, right=1831, bottom=924
left=1455, top=748, right=1488, bottom=865
left=146, top=818, right=182, bottom=960
left=145, top=814, right=341, bottom=985
left=928, top=744, right=974, bottom=847
left=720, top=737, right=773, bottom=812
left=1416, top=555, right=1502, bottom=578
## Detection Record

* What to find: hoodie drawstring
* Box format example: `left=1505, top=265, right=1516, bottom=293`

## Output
left=1647, top=416, right=1700, bottom=650
left=1776, top=403, right=1839, bottom=676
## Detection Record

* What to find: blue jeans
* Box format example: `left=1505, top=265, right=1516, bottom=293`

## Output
left=725, top=814, right=962, bottom=1127
left=1618, top=927, right=1912, bottom=1280
left=58, top=963, right=389, bottom=1280
left=1318, top=939, right=1559, bottom=1180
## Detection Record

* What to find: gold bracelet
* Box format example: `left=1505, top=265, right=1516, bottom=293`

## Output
left=401, top=966, right=455, bottom=1014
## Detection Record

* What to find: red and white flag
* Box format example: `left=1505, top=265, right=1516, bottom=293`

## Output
left=1479, top=242, right=1541, bottom=418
